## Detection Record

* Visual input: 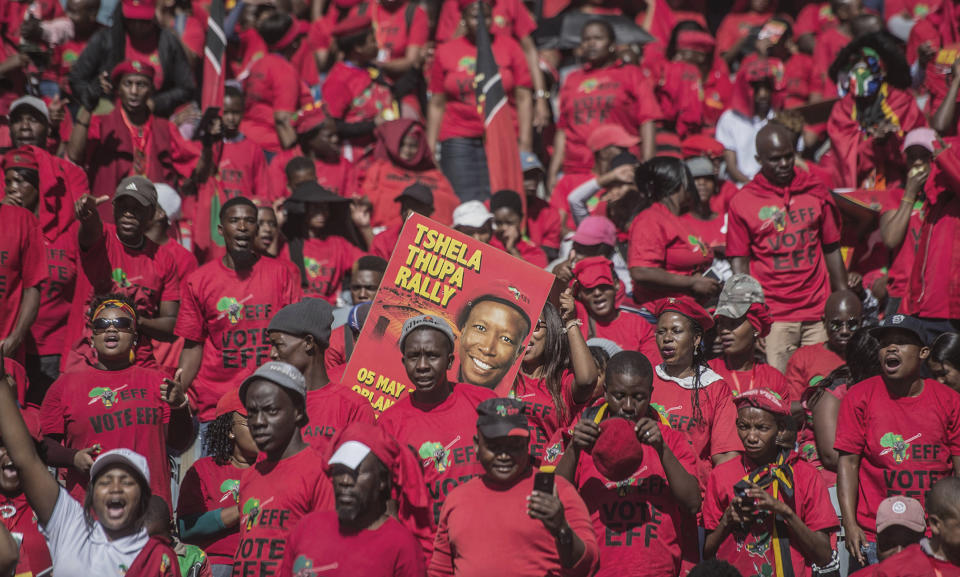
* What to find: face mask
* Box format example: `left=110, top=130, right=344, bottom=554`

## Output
left=848, top=63, right=881, bottom=98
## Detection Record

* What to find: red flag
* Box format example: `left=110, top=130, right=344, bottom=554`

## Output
left=474, top=4, right=524, bottom=210
left=201, top=0, right=226, bottom=110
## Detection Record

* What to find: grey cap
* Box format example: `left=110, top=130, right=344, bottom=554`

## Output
left=90, top=448, right=150, bottom=486
left=686, top=156, right=715, bottom=179
left=114, top=176, right=158, bottom=209
left=268, top=298, right=334, bottom=346
left=586, top=337, right=623, bottom=358
left=399, top=314, right=455, bottom=350
left=9, top=96, right=49, bottom=123
left=239, top=361, right=307, bottom=403
left=715, top=274, right=765, bottom=319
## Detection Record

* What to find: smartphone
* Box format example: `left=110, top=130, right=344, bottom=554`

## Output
left=534, top=472, right=555, bottom=494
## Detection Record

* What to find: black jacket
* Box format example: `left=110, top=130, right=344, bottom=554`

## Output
left=68, top=24, right=196, bottom=118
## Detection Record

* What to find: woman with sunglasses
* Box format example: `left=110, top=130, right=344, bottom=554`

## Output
left=39, top=294, right=193, bottom=510
left=506, top=296, right=598, bottom=459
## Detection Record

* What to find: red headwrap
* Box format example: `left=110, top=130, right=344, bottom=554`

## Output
left=3, top=147, right=38, bottom=171
left=728, top=55, right=785, bottom=118
left=294, top=101, right=328, bottom=135
left=655, top=295, right=714, bottom=331
left=111, top=60, right=156, bottom=85
left=270, top=19, right=305, bottom=51
left=681, top=134, right=725, bottom=159
left=746, top=302, right=773, bottom=338
left=326, top=423, right=433, bottom=537
left=676, top=30, right=716, bottom=53
left=373, top=119, right=435, bottom=171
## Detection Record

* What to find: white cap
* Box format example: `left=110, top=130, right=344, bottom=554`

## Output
left=90, top=448, right=151, bottom=486
left=155, top=183, right=182, bottom=223
left=452, top=201, right=493, bottom=229
left=327, top=440, right=372, bottom=470
left=9, top=96, right=49, bottom=123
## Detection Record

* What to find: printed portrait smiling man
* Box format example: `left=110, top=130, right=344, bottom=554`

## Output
left=457, top=294, right=532, bottom=389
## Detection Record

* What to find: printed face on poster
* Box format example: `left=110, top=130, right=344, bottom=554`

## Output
left=344, top=214, right=555, bottom=413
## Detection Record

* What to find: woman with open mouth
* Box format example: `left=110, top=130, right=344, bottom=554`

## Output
left=0, top=411, right=51, bottom=577
left=0, top=351, right=178, bottom=577
left=38, top=294, right=193, bottom=512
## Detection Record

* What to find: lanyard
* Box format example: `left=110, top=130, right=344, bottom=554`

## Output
left=120, top=108, right=153, bottom=177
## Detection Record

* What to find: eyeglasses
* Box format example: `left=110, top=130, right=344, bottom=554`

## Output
left=92, top=317, right=135, bottom=334
left=535, top=319, right=546, bottom=332
left=828, top=319, right=860, bottom=332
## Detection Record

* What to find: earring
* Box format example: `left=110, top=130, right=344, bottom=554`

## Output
left=129, top=349, right=135, bottom=363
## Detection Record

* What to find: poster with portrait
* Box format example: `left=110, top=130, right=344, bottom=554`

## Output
left=344, top=214, right=555, bottom=413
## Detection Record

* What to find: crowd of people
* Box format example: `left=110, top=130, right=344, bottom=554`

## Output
left=1, top=0, right=960, bottom=575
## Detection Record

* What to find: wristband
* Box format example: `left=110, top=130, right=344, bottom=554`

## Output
left=563, top=319, right=583, bottom=334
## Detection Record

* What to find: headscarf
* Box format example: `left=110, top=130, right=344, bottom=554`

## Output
left=746, top=302, right=773, bottom=338
left=373, top=119, right=434, bottom=171
left=728, top=55, right=785, bottom=118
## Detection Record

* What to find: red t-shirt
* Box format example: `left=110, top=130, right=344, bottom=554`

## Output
left=268, top=149, right=356, bottom=202
left=707, top=358, right=791, bottom=402
left=550, top=172, right=597, bottom=231
left=874, top=543, right=960, bottom=577
left=323, top=62, right=396, bottom=127
left=27, top=226, right=78, bottom=356
left=176, top=457, right=245, bottom=565
left=299, top=236, right=368, bottom=303
left=794, top=3, right=834, bottom=37
left=882, top=192, right=924, bottom=302
left=526, top=196, right=563, bottom=250
left=435, top=0, right=536, bottom=42
left=487, top=236, right=547, bottom=267
left=429, top=470, right=598, bottom=577
left=362, top=161, right=458, bottom=229
left=125, top=37, right=164, bottom=90
left=175, top=257, right=302, bottom=421
left=651, top=368, right=742, bottom=488
left=628, top=202, right=713, bottom=307
left=324, top=325, right=350, bottom=374
left=39, top=364, right=173, bottom=507
left=377, top=384, right=496, bottom=530
left=811, top=26, right=850, bottom=97
left=799, top=385, right=849, bottom=489
left=429, top=35, right=531, bottom=141
left=1, top=492, right=51, bottom=577
left=558, top=62, right=663, bottom=174
left=374, top=2, right=429, bottom=60
left=508, top=370, right=581, bottom=461
left=279, top=512, right=425, bottom=577
left=241, top=53, right=305, bottom=152
left=906, top=188, right=960, bottom=319
left=218, top=137, right=272, bottom=205
left=151, top=240, right=198, bottom=373
left=371, top=225, right=401, bottom=260
left=703, top=456, right=839, bottom=577
left=725, top=172, right=842, bottom=322
left=64, top=226, right=179, bottom=370
left=0, top=205, right=46, bottom=349
left=716, top=11, right=773, bottom=56
left=784, top=342, right=844, bottom=403
left=234, top=447, right=334, bottom=577
left=574, top=304, right=659, bottom=362
left=681, top=212, right=726, bottom=253
left=302, top=382, right=376, bottom=453
left=575, top=422, right=697, bottom=577
left=834, top=376, right=960, bottom=538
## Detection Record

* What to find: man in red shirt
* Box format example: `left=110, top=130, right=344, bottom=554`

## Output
left=728, top=122, right=848, bottom=372
left=785, top=290, right=862, bottom=401
left=835, top=314, right=960, bottom=573
left=234, top=361, right=332, bottom=577
left=0, top=199, right=44, bottom=362
left=429, top=397, right=599, bottom=577
left=872, top=480, right=960, bottom=576
left=204, top=84, right=271, bottom=205
left=377, top=315, right=496, bottom=554
left=279, top=423, right=429, bottom=576
left=175, top=197, right=302, bottom=451
left=521, top=152, right=562, bottom=261
left=266, top=298, right=375, bottom=453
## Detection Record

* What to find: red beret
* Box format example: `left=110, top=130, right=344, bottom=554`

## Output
left=587, top=124, right=639, bottom=153
left=675, top=30, right=716, bottom=53
left=681, top=134, right=725, bottom=159
left=111, top=60, right=156, bottom=84
left=733, top=387, right=790, bottom=417
left=3, top=146, right=37, bottom=171
left=122, top=0, right=156, bottom=20
left=332, top=14, right=373, bottom=38
left=215, top=388, right=246, bottom=418
left=573, top=256, right=616, bottom=290
left=592, top=418, right=645, bottom=482
left=295, top=101, right=329, bottom=134
left=655, top=296, right=714, bottom=332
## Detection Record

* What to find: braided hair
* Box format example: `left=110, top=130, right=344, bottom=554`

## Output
left=205, top=413, right=237, bottom=466
left=688, top=319, right=707, bottom=426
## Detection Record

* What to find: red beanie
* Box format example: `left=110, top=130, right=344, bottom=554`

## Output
left=591, top=418, right=645, bottom=482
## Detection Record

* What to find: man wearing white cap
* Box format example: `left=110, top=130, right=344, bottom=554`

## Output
left=451, top=201, right=493, bottom=244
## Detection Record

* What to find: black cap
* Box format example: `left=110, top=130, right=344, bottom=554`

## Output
left=610, top=150, right=639, bottom=170
left=476, top=398, right=530, bottom=438
left=288, top=181, right=350, bottom=205
left=871, top=314, right=927, bottom=345
left=267, top=298, right=334, bottom=345
left=394, top=183, right=434, bottom=206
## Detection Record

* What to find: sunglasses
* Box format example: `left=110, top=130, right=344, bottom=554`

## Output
left=92, top=317, right=135, bottom=334
left=828, top=319, right=860, bottom=332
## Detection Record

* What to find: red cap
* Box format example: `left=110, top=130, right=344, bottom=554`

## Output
left=573, top=256, right=616, bottom=290
left=676, top=30, right=716, bottom=53
left=733, top=388, right=790, bottom=417
left=295, top=101, right=329, bottom=134
left=655, top=296, right=714, bottom=331
left=332, top=14, right=373, bottom=38
left=586, top=124, right=639, bottom=152
left=111, top=60, right=156, bottom=85
left=4, top=147, right=37, bottom=171
left=592, top=418, right=645, bottom=482
left=571, top=216, right=617, bottom=247
left=681, top=134, right=725, bottom=159
left=214, top=388, right=246, bottom=418
left=122, top=0, right=156, bottom=20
